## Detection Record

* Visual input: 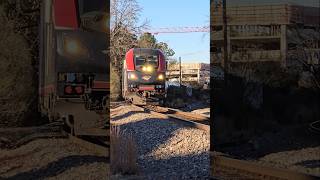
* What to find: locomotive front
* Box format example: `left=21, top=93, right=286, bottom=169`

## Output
left=122, top=48, right=166, bottom=105
left=39, top=0, right=109, bottom=122
left=54, top=0, right=109, bottom=111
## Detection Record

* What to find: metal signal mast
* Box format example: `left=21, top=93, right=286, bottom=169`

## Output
left=141, top=26, right=209, bottom=35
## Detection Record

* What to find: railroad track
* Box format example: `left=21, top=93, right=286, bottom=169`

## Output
left=309, top=120, right=320, bottom=134
left=110, top=101, right=129, bottom=109
left=131, top=104, right=317, bottom=179
left=137, top=104, right=210, bottom=132
left=111, top=101, right=210, bottom=132
left=68, top=135, right=109, bottom=157
left=0, top=123, right=67, bottom=149
left=113, top=102, right=319, bottom=179
left=62, top=118, right=110, bottom=157
left=210, top=152, right=319, bottom=180
left=111, top=102, right=210, bottom=178
left=0, top=121, right=109, bottom=158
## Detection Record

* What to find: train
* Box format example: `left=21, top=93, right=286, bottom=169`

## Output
left=38, top=0, right=109, bottom=136
left=122, top=48, right=167, bottom=105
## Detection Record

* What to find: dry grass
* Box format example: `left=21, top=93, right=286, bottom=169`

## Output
left=110, top=125, right=139, bottom=175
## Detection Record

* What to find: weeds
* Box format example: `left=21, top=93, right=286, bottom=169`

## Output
left=110, top=125, right=139, bottom=175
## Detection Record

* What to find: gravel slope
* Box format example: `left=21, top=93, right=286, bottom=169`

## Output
left=111, top=105, right=210, bottom=179
left=256, top=147, right=320, bottom=177
left=0, top=138, right=109, bottom=180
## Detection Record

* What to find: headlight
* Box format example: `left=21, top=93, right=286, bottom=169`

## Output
left=157, top=74, right=165, bottom=80
left=128, top=72, right=137, bottom=80
left=142, top=65, right=153, bottom=72
left=63, top=37, right=89, bottom=58
left=146, top=66, right=153, bottom=72
left=142, top=66, right=147, bottom=72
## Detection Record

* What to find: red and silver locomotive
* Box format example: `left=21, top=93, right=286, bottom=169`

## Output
left=39, top=0, right=109, bottom=135
left=122, top=48, right=166, bottom=105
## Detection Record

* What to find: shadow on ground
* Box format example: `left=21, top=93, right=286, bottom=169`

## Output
left=4, top=155, right=107, bottom=180
left=111, top=110, right=145, bottom=122
left=295, top=160, right=320, bottom=169
left=215, top=123, right=320, bottom=159
left=139, top=152, right=209, bottom=178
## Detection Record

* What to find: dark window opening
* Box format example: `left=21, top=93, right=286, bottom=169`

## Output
left=78, top=0, right=106, bottom=16
left=135, top=55, right=158, bottom=67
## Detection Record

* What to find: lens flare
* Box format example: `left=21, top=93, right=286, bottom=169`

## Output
left=66, top=39, right=79, bottom=54
left=129, top=73, right=137, bottom=80
left=63, top=37, right=88, bottom=57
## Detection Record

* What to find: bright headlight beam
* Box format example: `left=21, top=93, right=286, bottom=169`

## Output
left=146, top=66, right=153, bottom=72
left=142, top=66, right=147, bottom=71
left=65, top=39, right=79, bottom=54
left=158, top=74, right=164, bottom=80
left=63, top=37, right=88, bottom=57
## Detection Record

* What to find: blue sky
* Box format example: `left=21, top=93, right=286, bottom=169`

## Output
left=226, top=0, right=319, bottom=6
left=136, top=0, right=210, bottom=63
left=135, top=0, right=318, bottom=63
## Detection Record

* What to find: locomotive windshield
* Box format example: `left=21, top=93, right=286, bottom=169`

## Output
left=135, top=55, right=158, bottom=67
left=77, top=0, right=108, bottom=32
left=77, top=0, right=106, bottom=15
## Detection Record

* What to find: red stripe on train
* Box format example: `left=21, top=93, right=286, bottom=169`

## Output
left=92, top=81, right=110, bottom=89
left=139, top=86, right=155, bottom=91
left=53, top=0, right=79, bottom=29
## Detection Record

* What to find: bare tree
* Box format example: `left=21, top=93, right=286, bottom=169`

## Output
left=110, top=0, right=148, bottom=71
left=289, top=26, right=320, bottom=90
left=110, top=0, right=148, bottom=99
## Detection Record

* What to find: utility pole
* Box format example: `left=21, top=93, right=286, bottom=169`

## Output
left=222, top=0, right=228, bottom=83
left=179, top=57, right=182, bottom=86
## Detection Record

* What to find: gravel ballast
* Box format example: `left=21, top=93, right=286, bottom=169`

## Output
left=111, top=105, right=210, bottom=179
left=0, top=138, right=109, bottom=180
left=256, top=147, right=320, bottom=177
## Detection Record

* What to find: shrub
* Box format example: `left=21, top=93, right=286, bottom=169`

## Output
left=110, top=125, right=139, bottom=175
left=0, top=7, right=35, bottom=127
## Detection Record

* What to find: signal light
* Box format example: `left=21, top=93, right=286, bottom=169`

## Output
left=75, top=86, right=84, bottom=94
left=64, top=85, right=84, bottom=95
left=65, top=86, right=73, bottom=94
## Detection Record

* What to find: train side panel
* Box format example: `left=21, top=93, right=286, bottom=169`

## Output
left=39, top=0, right=57, bottom=119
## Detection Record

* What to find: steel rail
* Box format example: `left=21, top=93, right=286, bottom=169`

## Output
left=210, top=152, right=319, bottom=179
left=132, top=104, right=210, bottom=132
left=309, top=120, right=320, bottom=134
left=116, top=103, right=318, bottom=179
left=68, top=135, right=109, bottom=157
